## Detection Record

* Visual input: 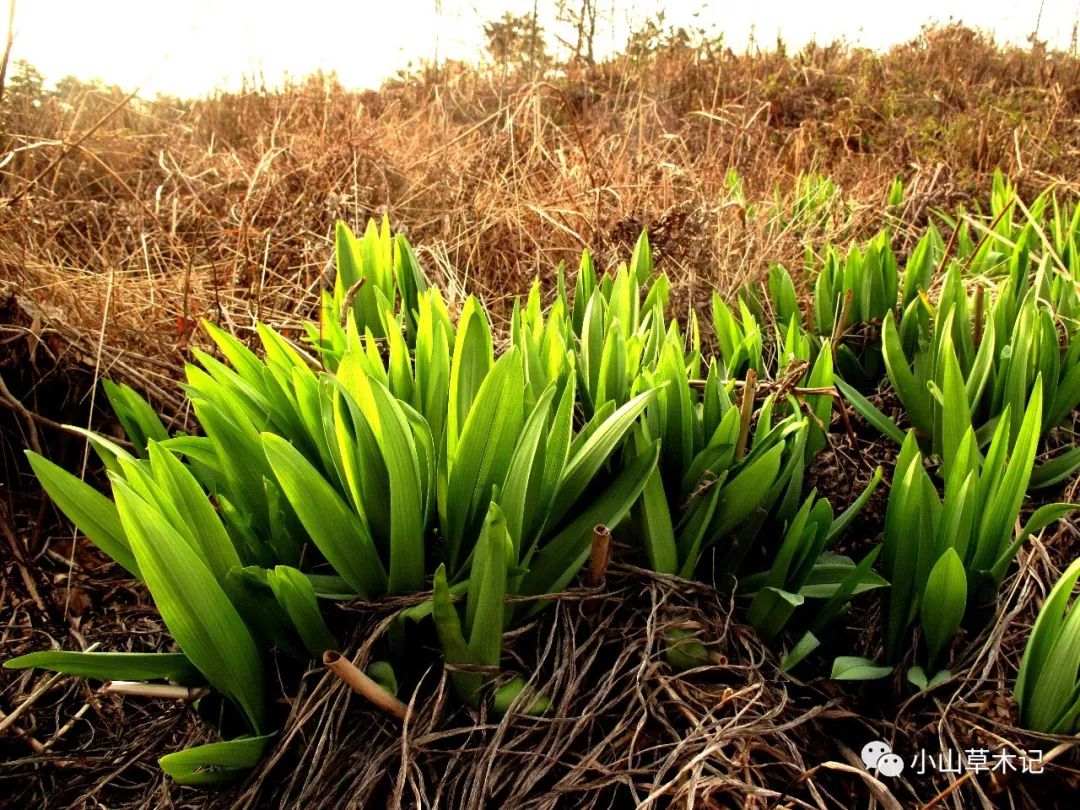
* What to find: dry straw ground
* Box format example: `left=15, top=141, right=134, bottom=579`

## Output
left=2, top=23, right=1080, bottom=809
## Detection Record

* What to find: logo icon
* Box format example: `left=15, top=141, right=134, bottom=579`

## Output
left=861, top=740, right=904, bottom=777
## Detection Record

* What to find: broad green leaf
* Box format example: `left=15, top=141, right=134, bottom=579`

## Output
left=1017, top=558, right=1080, bottom=732
left=114, top=481, right=265, bottom=732
left=267, top=566, right=338, bottom=658
left=447, top=297, right=494, bottom=459
left=262, top=433, right=387, bottom=598
left=992, top=502, right=1080, bottom=582
left=3, top=651, right=200, bottom=684
left=780, top=631, right=820, bottom=672
left=499, top=384, right=557, bottom=556
left=921, top=549, right=966, bottom=668
left=831, top=656, right=892, bottom=681
left=349, top=374, right=427, bottom=592
left=974, top=381, right=1042, bottom=573
left=159, top=733, right=276, bottom=786
left=882, top=313, right=932, bottom=434
left=493, top=677, right=551, bottom=716
left=710, top=442, right=785, bottom=537
left=146, top=442, right=241, bottom=583
left=939, top=341, right=970, bottom=482
left=444, top=349, right=524, bottom=571
left=522, top=441, right=659, bottom=601
left=632, top=427, right=678, bottom=575
left=465, top=503, right=510, bottom=669
left=25, top=451, right=137, bottom=577
left=432, top=564, right=480, bottom=705
left=550, top=388, right=656, bottom=526
left=1031, top=447, right=1080, bottom=489
left=102, top=380, right=170, bottom=456
left=747, top=586, right=804, bottom=640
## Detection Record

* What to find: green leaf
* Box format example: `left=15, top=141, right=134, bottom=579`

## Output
left=993, top=503, right=1080, bottom=582
left=550, top=388, right=656, bottom=526
left=831, top=656, right=892, bottom=681
left=262, top=434, right=387, bottom=598
left=493, top=676, right=551, bottom=716
left=780, top=631, right=820, bottom=672
left=1031, top=447, right=1080, bottom=489
left=447, top=297, right=494, bottom=459
left=907, top=665, right=928, bottom=690
left=795, top=558, right=889, bottom=599
left=1017, top=557, right=1080, bottom=732
left=349, top=374, right=428, bottom=592
left=267, top=566, right=338, bottom=658
left=939, top=341, right=970, bottom=482
left=834, top=378, right=906, bottom=445
left=907, top=666, right=951, bottom=692
left=710, top=442, right=785, bottom=537
left=25, top=451, right=138, bottom=577
left=921, top=548, right=967, bottom=669
left=114, top=481, right=265, bottom=733
left=159, top=733, right=276, bottom=786
left=522, top=441, right=659, bottom=602
left=465, top=503, right=511, bottom=671
left=102, top=380, right=170, bottom=456
left=445, top=349, right=524, bottom=571
left=881, top=313, right=932, bottom=434
left=747, top=586, right=804, bottom=640
left=432, top=564, right=480, bottom=705
left=974, top=381, right=1042, bottom=573
left=146, top=442, right=241, bottom=584
left=827, top=466, right=883, bottom=541
left=3, top=651, right=201, bottom=684
left=665, top=628, right=710, bottom=671
left=632, top=427, right=678, bottom=575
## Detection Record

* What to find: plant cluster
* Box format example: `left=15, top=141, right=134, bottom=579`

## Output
left=8, top=173, right=1079, bottom=784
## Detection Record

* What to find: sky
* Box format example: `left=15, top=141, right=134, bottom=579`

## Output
left=6, top=1, right=1080, bottom=98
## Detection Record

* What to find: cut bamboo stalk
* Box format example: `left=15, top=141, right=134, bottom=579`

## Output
left=101, top=682, right=209, bottom=700
left=323, top=650, right=408, bottom=721
left=587, top=524, right=612, bottom=587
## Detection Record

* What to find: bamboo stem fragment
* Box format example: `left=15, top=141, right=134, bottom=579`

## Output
left=587, top=524, right=612, bottom=587
left=323, top=650, right=408, bottom=721
left=101, top=682, right=209, bottom=700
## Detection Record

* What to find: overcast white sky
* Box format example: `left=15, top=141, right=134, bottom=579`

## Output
left=7, top=1, right=1080, bottom=98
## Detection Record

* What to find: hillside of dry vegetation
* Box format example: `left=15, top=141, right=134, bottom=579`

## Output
left=3, top=24, right=1080, bottom=417
left=2, top=24, right=1080, bottom=809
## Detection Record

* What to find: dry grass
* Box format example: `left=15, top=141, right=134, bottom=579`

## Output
left=4, top=24, right=1080, bottom=422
